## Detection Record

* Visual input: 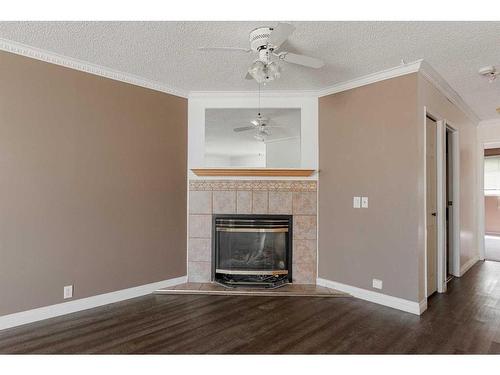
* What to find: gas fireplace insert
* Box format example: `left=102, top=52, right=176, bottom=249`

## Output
left=212, top=214, right=292, bottom=288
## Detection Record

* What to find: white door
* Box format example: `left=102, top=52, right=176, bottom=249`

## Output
left=426, top=116, right=438, bottom=297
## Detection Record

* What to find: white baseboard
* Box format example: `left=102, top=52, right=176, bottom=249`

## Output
left=0, top=275, right=187, bottom=331
left=460, top=256, right=479, bottom=276
left=419, top=298, right=428, bottom=314
left=317, top=278, right=426, bottom=315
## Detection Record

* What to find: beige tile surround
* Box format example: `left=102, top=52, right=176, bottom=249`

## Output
left=187, top=180, right=318, bottom=284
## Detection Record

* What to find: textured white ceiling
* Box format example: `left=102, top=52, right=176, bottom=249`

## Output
left=0, top=21, right=499, bottom=120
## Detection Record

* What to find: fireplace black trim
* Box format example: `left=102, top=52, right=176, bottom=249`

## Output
left=212, top=214, right=293, bottom=287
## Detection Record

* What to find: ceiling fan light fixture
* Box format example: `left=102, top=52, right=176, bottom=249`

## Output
left=248, top=60, right=267, bottom=83
left=254, top=134, right=266, bottom=142
left=248, top=60, right=281, bottom=84
left=266, top=61, right=281, bottom=81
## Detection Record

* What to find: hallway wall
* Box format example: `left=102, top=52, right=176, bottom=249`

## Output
left=417, top=73, right=479, bottom=300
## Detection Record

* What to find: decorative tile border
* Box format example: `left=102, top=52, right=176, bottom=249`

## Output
left=189, top=180, right=317, bottom=192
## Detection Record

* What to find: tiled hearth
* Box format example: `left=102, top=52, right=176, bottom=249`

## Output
left=188, top=180, right=317, bottom=284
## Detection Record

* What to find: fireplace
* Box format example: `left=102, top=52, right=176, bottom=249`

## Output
left=212, top=214, right=293, bottom=288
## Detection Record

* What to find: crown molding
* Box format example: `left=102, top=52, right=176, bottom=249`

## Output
left=191, top=61, right=424, bottom=99
left=316, top=59, right=424, bottom=97
left=0, top=41, right=481, bottom=123
left=189, top=90, right=318, bottom=98
left=419, top=60, right=480, bottom=124
left=316, top=58, right=480, bottom=125
left=479, top=119, right=500, bottom=127
left=0, top=38, right=189, bottom=98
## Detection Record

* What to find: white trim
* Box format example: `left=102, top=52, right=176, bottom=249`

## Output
left=477, top=140, right=486, bottom=261
left=419, top=299, right=428, bottom=314
left=449, top=125, right=461, bottom=276
left=480, top=119, right=500, bottom=127
left=189, top=90, right=318, bottom=98
left=436, top=119, right=447, bottom=293
left=424, top=112, right=461, bottom=299
left=316, top=60, right=423, bottom=97
left=435, top=120, right=461, bottom=289
left=420, top=61, right=480, bottom=124
left=0, top=275, right=187, bottom=331
left=460, top=256, right=479, bottom=276
left=0, top=38, right=189, bottom=98
left=316, top=278, right=425, bottom=315
left=423, top=107, right=429, bottom=299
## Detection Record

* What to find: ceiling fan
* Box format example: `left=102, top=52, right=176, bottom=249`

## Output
left=199, top=22, right=325, bottom=83
left=234, top=114, right=287, bottom=142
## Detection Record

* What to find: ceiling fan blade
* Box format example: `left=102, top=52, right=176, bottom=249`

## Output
left=233, top=126, right=255, bottom=132
left=269, top=23, right=295, bottom=49
left=280, top=52, right=324, bottom=68
left=198, top=47, right=251, bottom=53
left=264, top=135, right=300, bottom=143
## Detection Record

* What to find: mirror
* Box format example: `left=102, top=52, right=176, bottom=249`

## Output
left=204, top=108, right=301, bottom=168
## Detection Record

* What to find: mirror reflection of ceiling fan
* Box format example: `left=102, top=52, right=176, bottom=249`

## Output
left=199, top=22, right=325, bottom=83
left=233, top=114, right=287, bottom=142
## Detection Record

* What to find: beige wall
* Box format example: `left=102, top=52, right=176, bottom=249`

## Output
left=318, top=72, right=479, bottom=303
left=0, top=51, right=187, bottom=316
left=318, top=74, right=421, bottom=302
left=485, top=196, right=500, bottom=234
left=417, top=74, right=478, bottom=300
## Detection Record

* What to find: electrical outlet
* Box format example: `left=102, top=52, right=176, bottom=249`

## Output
left=361, top=196, right=369, bottom=208
left=63, top=285, right=73, bottom=299
left=353, top=196, right=361, bottom=208
left=372, top=279, right=383, bottom=290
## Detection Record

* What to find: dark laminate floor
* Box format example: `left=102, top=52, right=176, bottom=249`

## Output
left=1, top=260, right=500, bottom=354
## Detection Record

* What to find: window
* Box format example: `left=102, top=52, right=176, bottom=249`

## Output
left=484, top=156, right=500, bottom=195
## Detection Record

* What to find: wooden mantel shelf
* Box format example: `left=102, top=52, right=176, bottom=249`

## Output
left=191, top=168, right=316, bottom=177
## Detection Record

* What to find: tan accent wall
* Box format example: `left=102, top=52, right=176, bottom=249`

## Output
left=485, top=196, right=500, bottom=235
left=0, top=51, right=187, bottom=316
left=318, top=74, right=420, bottom=302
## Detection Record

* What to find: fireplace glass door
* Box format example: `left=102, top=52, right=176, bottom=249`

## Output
left=213, top=215, right=292, bottom=287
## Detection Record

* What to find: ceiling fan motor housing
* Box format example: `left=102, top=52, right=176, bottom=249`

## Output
left=249, top=27, right=274, bottom=52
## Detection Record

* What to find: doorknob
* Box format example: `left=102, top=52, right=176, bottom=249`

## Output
left=431, top=212, right=437, bottom=216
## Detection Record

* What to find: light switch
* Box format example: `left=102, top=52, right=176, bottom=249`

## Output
left=353, top=196, right=361, bottom=208
left=361, top=197, right=369, bottom=208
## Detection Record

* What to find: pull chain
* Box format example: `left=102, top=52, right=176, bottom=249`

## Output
left=258, top=82, right=261, bottom=118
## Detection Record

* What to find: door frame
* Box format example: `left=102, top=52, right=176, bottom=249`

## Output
left=424, top=109, right=460, bottom=296
left=477, top=140, right=500, bottom=261
left=444, top=123, right=461, bottom=279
